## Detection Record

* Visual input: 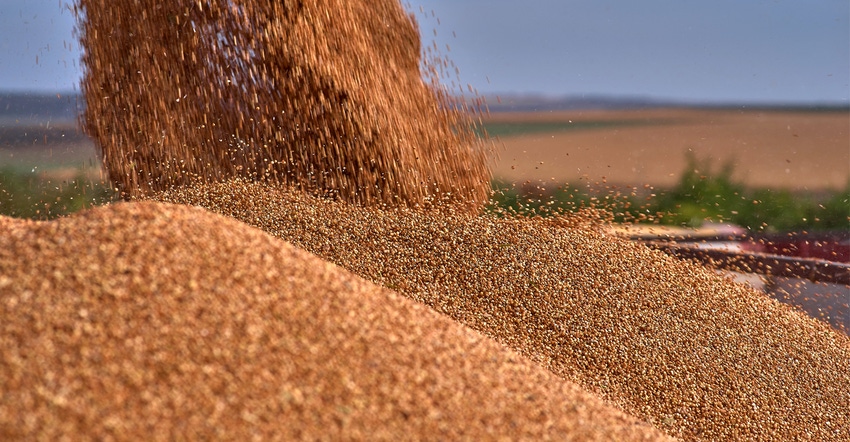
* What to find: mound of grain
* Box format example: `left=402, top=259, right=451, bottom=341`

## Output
left=76, top=0, right=490, bottom=208
left=0, top=202, right=670, bottom=441
left=155, top=181, right=850, bottom=441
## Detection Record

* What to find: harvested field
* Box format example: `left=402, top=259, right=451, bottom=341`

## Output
left=488, top=108, right=849, bottom=191
left=6, top=107, right=847, bottom=195
left=0, top=202, right=670, bottom=440
left=0, top=122, right=99, bottom=176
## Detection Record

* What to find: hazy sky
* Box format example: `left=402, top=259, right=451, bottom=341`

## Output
left=1, top=0, right=848, bottom=104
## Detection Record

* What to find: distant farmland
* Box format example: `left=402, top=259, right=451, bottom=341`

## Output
left=484, top=107, right=850, bottom=192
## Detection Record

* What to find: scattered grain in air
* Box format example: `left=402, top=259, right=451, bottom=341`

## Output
left=76, top=0, right=493, bottom=211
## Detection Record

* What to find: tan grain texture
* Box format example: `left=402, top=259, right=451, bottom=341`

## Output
left=62, top=1, right=850, bottom=441
left=0, top=202, right=670, bottom=441
left=490, top=108, right=849, bottom=191
left=155, top=181, right=850, bottom=441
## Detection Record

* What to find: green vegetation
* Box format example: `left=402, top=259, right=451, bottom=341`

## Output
left=2, top=154, right=847, bottom=232
left=488, top=153, right=850, bottom=232
left=649, top=155, right=849, bottom=230
left=0, top=167, right=116, bottom=220
left=481, top=118, right=676, bottom=138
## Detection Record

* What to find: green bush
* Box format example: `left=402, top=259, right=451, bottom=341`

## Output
left=488, top=154, right=850, bottom=232
left=3, top=156, right=847, bottom=232
left=651, top=153, right=745, bottom=226
left=0, top=167, right=116, bottom=220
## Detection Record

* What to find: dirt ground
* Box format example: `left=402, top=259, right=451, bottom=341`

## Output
left=486, top=108, right=849, bottom=191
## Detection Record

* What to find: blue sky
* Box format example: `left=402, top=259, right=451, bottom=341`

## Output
left=1, top=0, right=848, bottom=104
left=0, top=0, right=80, bottom=92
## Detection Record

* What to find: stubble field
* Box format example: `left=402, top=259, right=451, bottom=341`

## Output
left=486, top=107, right=849, bottom=192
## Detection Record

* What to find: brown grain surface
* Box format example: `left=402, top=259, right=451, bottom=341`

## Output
left=489, top=108, right=849, bottom=191
left=0, top=201, right=671, bottom=441
left=61, top=1, right=850, bottom=441
left=155, top=180, right=850, bottom=441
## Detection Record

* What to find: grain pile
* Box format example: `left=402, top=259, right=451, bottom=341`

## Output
left=64, top=0, right=850, bottom=440
left=154, top=180, right=850, bottom=441
left=0, top=202, right=671, bottom=441
left=76, top=0, right=491, bottom=208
